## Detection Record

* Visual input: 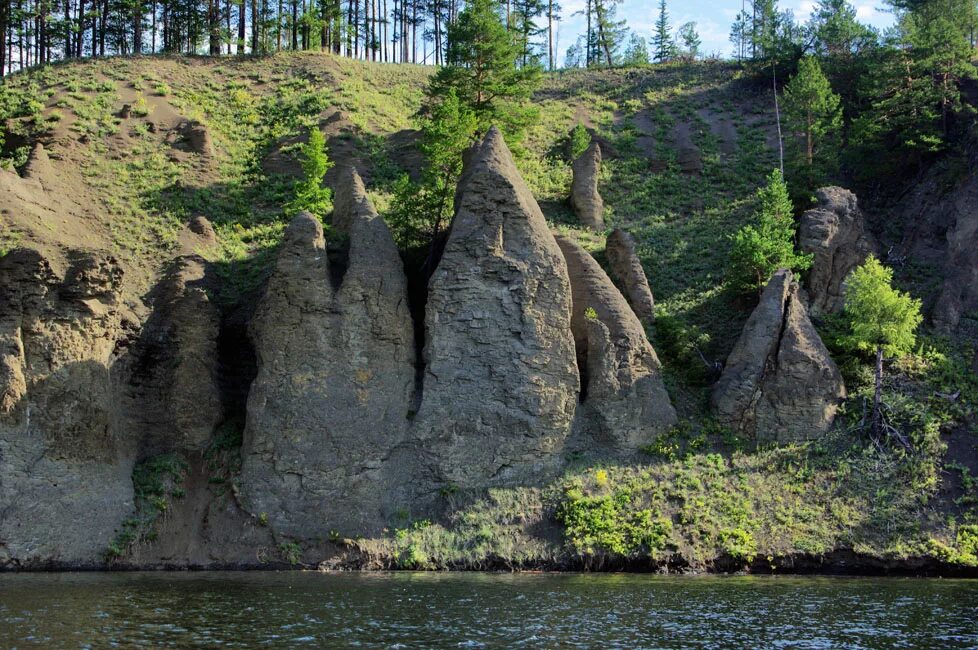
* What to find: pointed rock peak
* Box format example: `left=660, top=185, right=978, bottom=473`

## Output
left=462, top=126, right=519, bottom=180
left=583, top=140, right=602, bottom=162
left=332, top=166, right=376, bottom=235
left=283, top=211, right=325, bottom=249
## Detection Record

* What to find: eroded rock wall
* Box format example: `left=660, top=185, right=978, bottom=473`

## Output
left=239, top=170, right=415, bottom=538
left=0, top=248, right=136, bottom=567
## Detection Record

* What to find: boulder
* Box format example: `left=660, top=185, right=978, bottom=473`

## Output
left=0, top=248, right=137, bottom=567
left=179, top=120, right=213, bottom=157
left=240, top=183, right=414, bottom=538
left=555, top=233, right=676, bottom=450
left=570, top=141, right=605, bottom=230
left=605, top=228, right=655, bottom=325
left=118, top=255, right=223, bottom=456
left=711, top=270, right=845, bottom=444
left=797, top=187, right=874, bottom=316
left=416, top=127, right=579, bottom=488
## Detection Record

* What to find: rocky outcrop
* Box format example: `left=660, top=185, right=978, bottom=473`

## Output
left=0, top=248, right=136, bottom=566
left=179, top=120, right=214, bottom=157
left=416, top=127, right=579, bottom=488
left=605, top=229, right=655, bottom=325
left=798, top=187, right=874, bottom=316
left=240, top=177, right=415, bottom=538
left=555, top=234, right=676, bottom=450
left=118, top=255, right=223, bottom=457
left=570, top=141, right=605, bottom=230
left=933, top=198, right=978, bottom=332
left=711, top=270, right=845, bottom=444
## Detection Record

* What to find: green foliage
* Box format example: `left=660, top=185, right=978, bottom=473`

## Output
left=284, top=127, right=333, bottom=218
left=569, top=123, right=592, bottom=160
left=557, top=484, right=674, bottom=557
left=430, top=0, right=541, bottom=136
left=782, top=56, right=842, bottom=190
left=106, top=454, right=189, bottom=561
left=652, top=0, right=678, bottom=63
left=842, top=257, right=922, bottom=358
left=385, top=89, right=478, bottom=250
left=728, top=169, right=812, bottom=293
left=279, top=541, right=302, bottom=565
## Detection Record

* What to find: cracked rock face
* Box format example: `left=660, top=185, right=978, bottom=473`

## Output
left=711, top=269, right=846, bottom=444
left=239, top=172, right=415, bottom=538
left=415, top=127, right=580, bottom=488
left=605, top=229, right=655, bottom=325
left=570, top=141, right=605, bottom=230
left=555, top=234, right=676, bottom=450
left=0, top=248, right=136, bottom=567
left=798, top=187, right=874, bottom=317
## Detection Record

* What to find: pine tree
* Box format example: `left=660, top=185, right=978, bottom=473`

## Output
left=284, top=127, right=333, bottom=218
left=429, top=0, right=540, bottom=133
left=843, top=256, right=922, bottom=439
left=621, top=32, right=649, bottom=66
left=782, top=56, right=842, bottom=185
left=651, top=0, right=675, bottom=63
left=728, top=169, right=812, bottom=293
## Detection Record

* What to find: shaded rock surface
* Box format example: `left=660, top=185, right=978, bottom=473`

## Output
left=555, top=234, right=676, bottom=450
left=798, top=187, right=874, bottom=316
left=605, top=229, right=655, bottom=325
left=570, top=141, right=605, bottom=230
left=117, top=255, right=223, bottom=457
left=239, top=172, right=415, bottom=538
left=933, top=189, right=978, bottom=332
left=415, top=127, right=579, bottom=488
left=711, top=270, right=845, bottom=444
left=0, top=248, right=136, bottom=566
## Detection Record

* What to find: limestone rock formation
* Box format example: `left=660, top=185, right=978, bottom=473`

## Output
left=605, top=229, right=655, bottom=325
left=416, top=127, right=579, bottom=487
left=798, top=187, right=874, bottom=316
left=240, top=177, right=414, bottom=538
left=570, top=141, right=605, bottom=230
left=711, top=270, right=845, bottom=444
left=118, top=255, right=223, bottom=456
left=0, top=248, right=136, bottom=566
left=555, top=234, right=676, bottom=450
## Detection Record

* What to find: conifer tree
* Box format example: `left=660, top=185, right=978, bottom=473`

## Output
left=843, top=256, right=922, bottom=439
left=783, top=56, right=842, bottom=185
left=651, top=0, right=676, bottom=62
left=728, top=169, right=812, bottom=293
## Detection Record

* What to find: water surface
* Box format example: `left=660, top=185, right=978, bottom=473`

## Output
left=1, top=571, right=976, bottom=648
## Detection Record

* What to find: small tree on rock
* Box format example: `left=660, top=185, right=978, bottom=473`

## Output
left=843, top=256, right=922, bottom=441
left=728, top=169, right=812, bottom=293
left=285, top=127, right=333, bottom=218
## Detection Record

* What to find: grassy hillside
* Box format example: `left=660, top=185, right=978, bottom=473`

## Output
left=1, top=52, right=976, bottom=571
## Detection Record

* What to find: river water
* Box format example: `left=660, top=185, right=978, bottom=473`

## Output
left=1, top=571, right=976, bottom=648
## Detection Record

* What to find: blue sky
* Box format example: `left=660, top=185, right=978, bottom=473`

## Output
left=553, top=0, right=896, bottom=62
